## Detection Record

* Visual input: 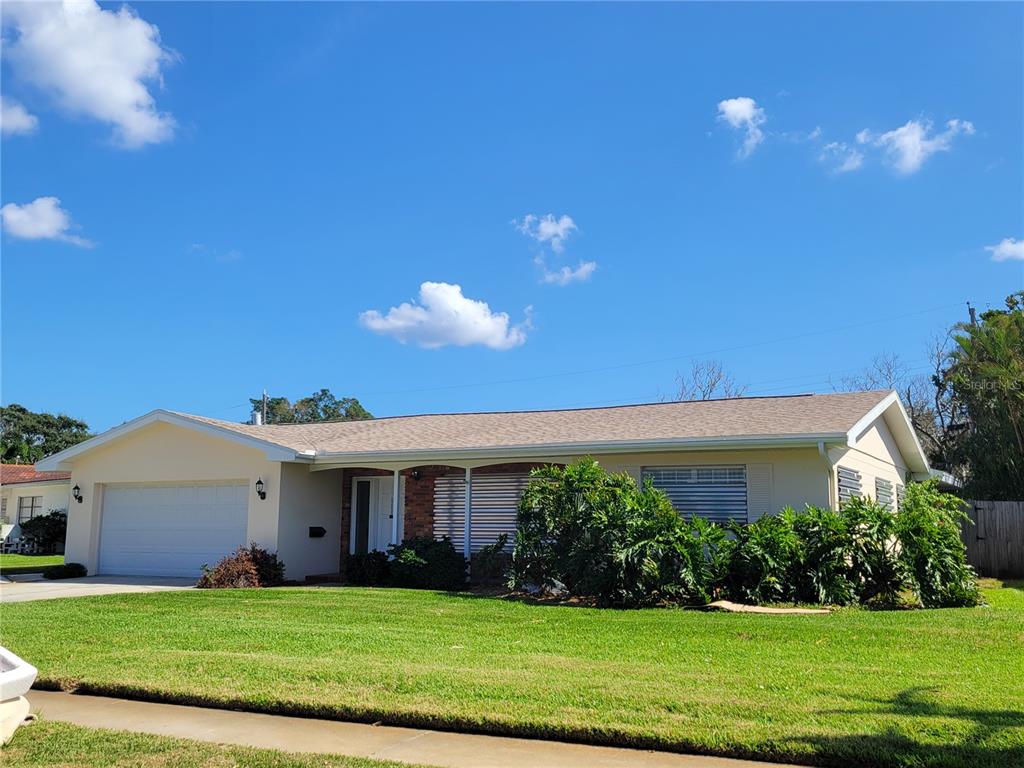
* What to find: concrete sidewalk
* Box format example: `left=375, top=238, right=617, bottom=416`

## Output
left=27, top=690, right=798, bottom=768
left=1, top=575, right=193, bottom=603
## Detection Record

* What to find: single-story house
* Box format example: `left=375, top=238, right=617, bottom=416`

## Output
left=1, top=465, right=72, bottom=546
left=36, top=389, right=929, bottom=580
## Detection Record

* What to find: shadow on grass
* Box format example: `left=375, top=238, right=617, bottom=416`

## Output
left=790, top=687, right=1024, bottom=768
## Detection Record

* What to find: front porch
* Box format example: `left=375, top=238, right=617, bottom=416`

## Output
left=334, top=463, right=549, bottom=563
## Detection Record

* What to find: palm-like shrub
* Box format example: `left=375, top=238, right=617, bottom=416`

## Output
left=895, top=481, right=980, bottom=607
left=791, top=506, right=858, bottom=605
left=841, top=496, right=903, bottom=605
left=721, top=511, right=802, bottom=604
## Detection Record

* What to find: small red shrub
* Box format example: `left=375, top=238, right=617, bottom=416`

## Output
left=196, top=544, right=286, bottom=589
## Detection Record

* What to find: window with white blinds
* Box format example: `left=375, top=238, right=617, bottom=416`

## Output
left=641, top=466, right=748, bottom=525
left=433, top=473, right=531, bottom=553
left=875, top=478, right=895, bottom=510
left=837, top=466, right=862, bottom=503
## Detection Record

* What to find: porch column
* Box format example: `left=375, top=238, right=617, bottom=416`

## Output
left=391, top=470, right=401, bottom=545
left=463, top=467, right=472, bottom=559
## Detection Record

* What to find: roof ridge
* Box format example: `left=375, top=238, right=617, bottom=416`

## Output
left=183, top=390, right=892, bottom=427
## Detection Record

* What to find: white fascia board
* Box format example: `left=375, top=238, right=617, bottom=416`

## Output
left=36, top=410, right=303, bottom=471
left=308, top=433, right=846, bottom=470
left=845, top=391, right=930, bottom=475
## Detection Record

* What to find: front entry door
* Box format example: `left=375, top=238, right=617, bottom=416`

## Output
left=352, top=477, right=395, bottom=554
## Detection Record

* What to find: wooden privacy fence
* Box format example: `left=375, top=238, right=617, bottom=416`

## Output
left=961, top=500, right=1024, bottom=578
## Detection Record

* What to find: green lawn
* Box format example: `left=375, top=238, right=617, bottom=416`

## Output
left=0, top=553, right=63, bottom=574
left=4, top=721, right=427, bottom=768
left=2, top=583, right=1022, bottom=768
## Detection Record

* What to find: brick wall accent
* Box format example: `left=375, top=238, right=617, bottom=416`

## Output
left=339, top=461, right=562, bottom=566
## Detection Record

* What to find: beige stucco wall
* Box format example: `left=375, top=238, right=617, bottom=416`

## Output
left=64, top=421, right=282, bottom=575
left=277, top=465, right=343, bottom=580
left=597, top=446, right=831, bottom=512
left=829, top=414, right=909, bottom=501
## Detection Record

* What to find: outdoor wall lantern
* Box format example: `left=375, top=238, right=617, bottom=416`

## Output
left=255, top=477, right=266, bottom=500
left=72, top=484, right=83, bottom=504
left=409, top=470, right=422, bottom=481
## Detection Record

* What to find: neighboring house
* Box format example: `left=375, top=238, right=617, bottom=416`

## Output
left=36, top=390, right=928, bottom=580
left=1, top=465, right=72, bottom=545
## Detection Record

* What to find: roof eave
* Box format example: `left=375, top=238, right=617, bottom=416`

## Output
left=846, top=391, right=930, bottom=475
left=308, top=433, right=848, bottom=469
left=35, top=410, right=305, bottom=471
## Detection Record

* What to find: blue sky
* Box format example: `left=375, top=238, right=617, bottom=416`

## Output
left=2, top=1, right=1021, bottom=432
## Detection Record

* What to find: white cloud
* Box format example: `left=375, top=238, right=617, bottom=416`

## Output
left=0, top=196, right=93, bottom=247
left=3, top=0, right=177, bottom=148
left=359, top=282, right=529, bottom=350
left=536, top=257, right=597, bottom=286
left=0, top=97, right=39, bottom=136
left=985, top=238, right=1024, bottom=262
left=860, top=118, right=975, bottom=175
left=819, top=141, right=864, bottom=173
left=717, top=97, right=766, bottom=158
left=515, top=213, right=577, bottom=253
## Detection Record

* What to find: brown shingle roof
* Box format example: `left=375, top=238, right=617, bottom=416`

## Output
left=1, top=465, right=71, bottom=485
left=173, top=390, right=893, bottom=457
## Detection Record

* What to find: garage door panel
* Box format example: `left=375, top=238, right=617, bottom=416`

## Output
left=99, top=483, right=248, bottom=577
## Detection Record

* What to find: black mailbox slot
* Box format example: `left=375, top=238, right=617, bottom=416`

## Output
left=308, top=526, right=326, bottom=538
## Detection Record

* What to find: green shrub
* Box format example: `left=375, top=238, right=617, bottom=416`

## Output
left=721, top=511, right=802, bottom=604
left=196, top=544, right=285, bottom=589
left=388, top=536, right=466, bottom=590
left=791, top=505, right=858, bottom=605
left=344, top=551, right=391, bottom=586
left=19, top=509, right=67, bottom=554
left=42, top=562, right=86, bottom=580
left=841, top=496, right=903, bottom=605
left=511, top=459, right=725, bottom=607
left=472, top=534, right=510, bottom=585
left=895, top=480, right=980, bottom=607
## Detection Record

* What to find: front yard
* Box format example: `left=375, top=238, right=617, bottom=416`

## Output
left=2, top=582, right=1021, bottom=768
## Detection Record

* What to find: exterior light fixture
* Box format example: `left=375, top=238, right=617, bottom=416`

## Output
left=255, top=477, right=266, bottom=500
left=72, top=484, right=83, bottom=503
left=410, top=470, right=422, bottom=481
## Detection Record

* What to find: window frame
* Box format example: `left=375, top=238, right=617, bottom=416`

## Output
left=17, top=495, right=43, bottom=524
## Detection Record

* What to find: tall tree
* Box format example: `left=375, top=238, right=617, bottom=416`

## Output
left=667, top=360, right=747, bottom=401
left=0, top=404, right=91, bottom=464
left=945, top=292, right=1024, bottom=499
left=248, top=389, right=372, bottom=424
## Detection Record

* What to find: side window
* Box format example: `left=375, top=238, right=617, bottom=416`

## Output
left=875, top=478, right=894, bottom=511
left=17, top=496, right=43, bottom=524
left=836, top=466, right=862, bottom=503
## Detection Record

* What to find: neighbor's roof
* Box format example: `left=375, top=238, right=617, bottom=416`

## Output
left=37, top=390, right=929, bottom=473
left=1, top=464, right=71, bottom=486
left=179, top=390, right=894, bottom=456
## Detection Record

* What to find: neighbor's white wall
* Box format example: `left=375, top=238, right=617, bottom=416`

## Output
left=829, top=415, right=909, bottom=499
left=1, top=480, right=71, bottom=537
left=598, top=446, right=831, bottom=512
left=277, top=465, right=343, bottom=581
left=64, top=421, right=282, bottom=574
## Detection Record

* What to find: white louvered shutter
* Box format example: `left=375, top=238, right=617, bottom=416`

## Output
left=433, top=473, right=530, bottom=553
left=641, top=466, right=748, bottom=525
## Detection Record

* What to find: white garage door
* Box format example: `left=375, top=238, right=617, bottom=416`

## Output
left=99, top=483, right=248, bottom=577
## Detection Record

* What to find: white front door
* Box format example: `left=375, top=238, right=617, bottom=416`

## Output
left=352, top=477, right=397, bottom=554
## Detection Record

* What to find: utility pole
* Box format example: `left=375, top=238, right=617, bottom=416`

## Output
left=262, top=389, right=268, bottom=425
left=967, top=301, right=977, bottom=327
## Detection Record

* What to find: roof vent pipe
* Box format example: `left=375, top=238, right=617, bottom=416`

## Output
left=251, top=410, right=263, bottom=426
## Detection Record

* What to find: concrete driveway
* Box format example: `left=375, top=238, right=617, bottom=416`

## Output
left=0, top=574, right=194, bottom=603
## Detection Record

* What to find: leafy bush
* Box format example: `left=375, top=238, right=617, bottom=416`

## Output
left=512, top=460, right=980, bottom=609
left=19, top=509, right=67, bottom=554
left=511, top=459, right=725, bottom=607
left=472, top=533, right=510, bottom=586
left=721, top=510, right=803, bottom=604
left=841, top=496, right=903, bottom=605
left=388, top=536, right=466, bottom=590
left=196, top=544, right=286, bottom=589
left=895, top=480, right=980, bottom=607
left=344, top=551, right=391, bottom=586
left=42, top=562, right=86, bottom=580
